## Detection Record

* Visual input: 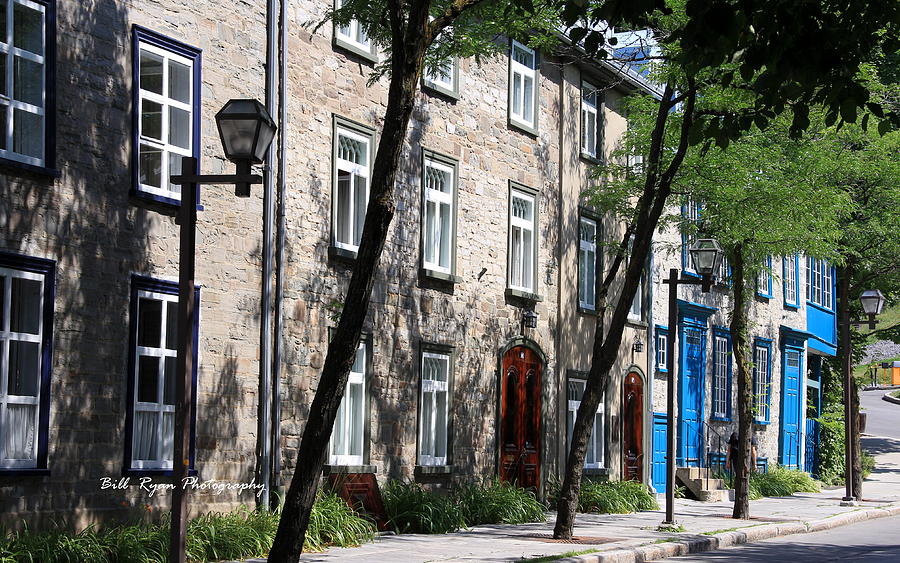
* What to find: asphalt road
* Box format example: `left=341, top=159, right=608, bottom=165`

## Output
left=650, top=514, right=900, bottom=562
left=861, top=388, right=900, bottom=439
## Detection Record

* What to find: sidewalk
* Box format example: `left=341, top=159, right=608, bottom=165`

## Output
left=246, top=435, right=900, bottom=563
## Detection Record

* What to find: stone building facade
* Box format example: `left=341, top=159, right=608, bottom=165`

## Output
left=0, top=0, right=659, bottom=530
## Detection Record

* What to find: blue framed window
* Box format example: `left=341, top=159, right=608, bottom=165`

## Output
left=756, top=255, right=773, bottom=298
left=655, top=326, right=669, bottom=373
left=0, top=251, right=54, bottom=473
left=752, top=339, right=772, bottom=423
left=0, top=0, right=57, bottom=172
left=805, top=257, right=834, bottom=310
left=132, top=26, right=201, bottom=207
left=124, top=275, right=199, bottom=474
left=711, top=328, right=732, bottom=420
left=783, top=254, right=800, bottom=307
left=681, top=199, right=700, bottom=275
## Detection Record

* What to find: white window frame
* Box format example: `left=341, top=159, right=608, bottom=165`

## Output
left=0, top=267, right=44, bottom=469
left=0, top=0, right=47, bottom=166
left=757, top=256, right=772, bottom=296
left=330, top=341, right=367, bottom=466
left=136, top=40, right=194, bottom=202
left=419, top=351, right=450, bottom=466
left=805, top=257, right=833, bottom=309
left=578, top=216, right=597, bottom=310
left=333, top=123, right=372, bottom=253
left=422, top=156, right=455, bottom=274
left=753, top=343, right=770, bottom=423
left=333, top=0, right=374, bottom=57
left=567, top=378, right=604, bottom=469
left=656, top=331, right=668, bottom=372
left=683, top=199, right=700, bottom=274
left=581, top=81, right=600, bottom=159
left=130, top=289, right=178, bottom=470
left=784, top=254, right=798, bottom=306
left=424, top=57, right=458, bottom=97
left=712, top=335, right=730, bottom=419
left=508, top=188, right=536, bottom=293
left=509, top=40, right=537, bottom=130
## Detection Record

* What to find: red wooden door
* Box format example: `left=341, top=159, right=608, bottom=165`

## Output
left=499, top=346, right=542, bottom=489
left=623, top=372, right=644, bottom=482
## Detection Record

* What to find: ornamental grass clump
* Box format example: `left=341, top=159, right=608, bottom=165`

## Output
left=381, top=480, right=466, bottom=534
left=576, top=480, right=659, bottom=514
left=456, top=479, right=546, bottom=525
left=748, top=465, right=820, bottom=498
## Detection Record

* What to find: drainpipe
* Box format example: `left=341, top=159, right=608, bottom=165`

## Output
left=258, top=0, right=278, bottom=509
left=269, top=0, right=288, bottom=507
left=646, top=245, right=655, bottom=490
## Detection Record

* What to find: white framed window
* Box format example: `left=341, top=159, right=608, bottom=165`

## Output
left=753, top=342, right=771, bottom=423
left=1, top=0, right=51, bottom=167
left=424, top=57, right=458, bottom=97
left=419, top=351, right=449, bottom=466
left=508, top=187, right=536, bottom=293
left=509, top=40, right=537, bottom=130
left=784, top=254, right=798, bottom=306
left=135, top=34, right=197, bottom=203
left=330, top=341, right=367, bottom=466
left=333, top=0, right=376, bottom=60
left=581, top=81, right=601, bottom=159
left=130, top=289, right=178, bottom=470
left=566, top=378, right=604, bottom=468
left=422, top=155, right=456, bottom=274
left=333, top=119, right=374, bottom=253
left=627, top=241, right=645, bottom=322
left=578, top=216, right=597, bottom=310
left=0, top=265, right=45, bottom=468
left=712, top=334, right=731, bottom=419
left=655, top=329, right=668, bottom=372
left=716, top=254, right=730, bottom=284
left=756, top=255, right=772, bottom=297
left=805, top=257, right=833, bottom=309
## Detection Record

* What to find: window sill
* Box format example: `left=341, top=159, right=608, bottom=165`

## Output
left=122, top=468, right=199, bottom=478
left=324, top=464, right=377, bottom=475
left=508, top=117, right=538, bottom=137
left=0, top=157, right=60, bottom=179
left=783, top=302, right=800, bottom=311
left=756, top=293, right=772, bottom=300
left=328, top=245, right=358, bottom=264
left=753, top=420, right=770, bottom=426
left=333, top=37, right=378, bottom=64
left=583, top=467, right=609, bottom=478
left=130, top=190, right=203, bottom=217
left=710, top=417, right=731, bottom=423
left=422, top=81, right=460, bottom=101
left=626, top=318, right=648, bottom=329
left=0, top=468, right=50, bottom=477
left=806, top=301, right=834, bottom=314
left=577, top=305, right=600, bottom=316
left=415, top=464, right=453, bottom=476
left=505, top=288, right=542, bottom=303
left=420, top=267, right=461, bottom=284
left=579, top=152, right=603, bottom=166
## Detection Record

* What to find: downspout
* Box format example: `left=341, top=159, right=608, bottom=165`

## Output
left=555, top=63, right=566, bottom=485
left=269, top=0, right=288, bottom=507
left=645, top=244, right=655, bottom=490
left=258, top=0, right=278, bottom=509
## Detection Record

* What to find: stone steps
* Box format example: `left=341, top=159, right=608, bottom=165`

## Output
left=676, top=466, right=734, bottom=502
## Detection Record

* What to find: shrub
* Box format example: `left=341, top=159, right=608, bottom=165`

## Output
left=0, top=493, right=375, bottom=562
left=381, top=481, right=466, bottom=534
left=456, top=479, right=546, bottom=525
left=575, top=480, right=659, bottom=514
left=861, top=451, right=876, bottom=478
left=749, top=465, right=820, bottom=498
left=816, top=404, right=846, bottom=486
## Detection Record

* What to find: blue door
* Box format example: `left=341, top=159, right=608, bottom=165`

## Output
left=679, top=326, right=705, bottom=466
left=780, top=348, right=803, bottom=468
left=652, top=413, right=668, bottom=492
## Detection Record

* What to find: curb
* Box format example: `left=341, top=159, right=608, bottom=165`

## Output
left=560, top=504, right=900, bottom=563
left=883, top=391, right=900, bottom=406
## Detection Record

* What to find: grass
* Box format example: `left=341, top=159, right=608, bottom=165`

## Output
left=574, top=480, right=659, bottom=514
left=381, top=479, right=545, bottom=535
left=892, top=389, right=900, bottom=399
left=518, top=548, right=600, bottom=562
left=0, top=492, right=375, bottom=562
left=721, top=465, right=820, bottom=500
left=656, top=523, right=686, bottom=533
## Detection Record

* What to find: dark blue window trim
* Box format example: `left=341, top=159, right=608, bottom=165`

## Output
left=0, top=251, right=55, bottom=475
left=654, top=325, right=669, bottom=373
left=123, top=275, right=200, bottom=476
left=710, top=326, right=732, bottom=421
left=131, top=26, right=202, bottom=210
left=782, top=254, right=800, bottom=309
left=756, top=255, right=773, bottom=299
left=752, top=338, right=773, bottom=424
left=0, top=0, right=57, bottom=175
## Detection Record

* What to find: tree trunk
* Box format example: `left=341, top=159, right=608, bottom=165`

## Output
left=267, top=4, right=430, bottom=560
left=851, top=381, right=863, bottom=499
left=554, top=83, right=696, bottom=538
left=729, top=246, right=752, bottom=519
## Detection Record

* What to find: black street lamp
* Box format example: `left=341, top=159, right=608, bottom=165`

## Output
left=168, top=99, right=276, bottom=563
left=839, top=286, right=885, bottom=505
left=662, top=238, right=723, bottom=525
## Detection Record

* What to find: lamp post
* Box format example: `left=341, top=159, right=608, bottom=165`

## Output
left=839, top=285, right=884, bottom=505
left=662, top=238, right=723, bottom=525
left=168, top=99, right=276, bottom=563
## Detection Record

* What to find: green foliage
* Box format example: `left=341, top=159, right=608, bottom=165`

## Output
left=816, top=404, right=847, bottom=486
left=548, top=478, right=658, bottom=514
left=381, top=479, right=545, bottom=534
left=0, top=494, right=374, bottom=562
left=749, top=466, right=820, bottom=498
left=861, top=451, right=876, bottom=478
